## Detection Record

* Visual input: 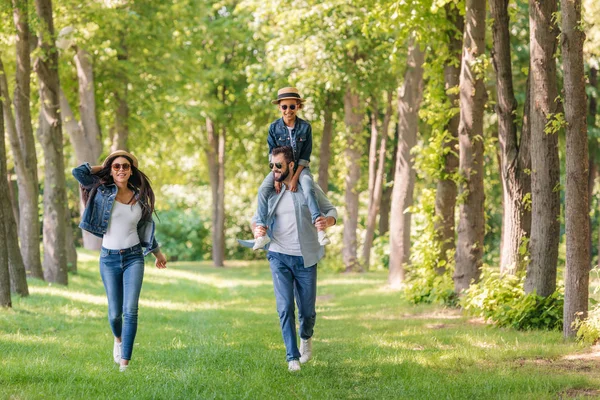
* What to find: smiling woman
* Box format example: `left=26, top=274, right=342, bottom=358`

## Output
left=72, top=150, right=168, bottom=372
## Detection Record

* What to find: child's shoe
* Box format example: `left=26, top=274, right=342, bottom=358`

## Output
left=318, top=231, right=330, bottom=246
left=253, top=235, right=271, bottom=250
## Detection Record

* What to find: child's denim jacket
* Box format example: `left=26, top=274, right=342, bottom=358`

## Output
left=267, top=117, right=312, bottom=167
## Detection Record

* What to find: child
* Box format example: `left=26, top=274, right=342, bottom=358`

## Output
left=253, top=87, right=330, bottom=250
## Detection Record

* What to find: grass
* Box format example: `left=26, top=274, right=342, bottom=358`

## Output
left=1, top=250, right=600, bottom=399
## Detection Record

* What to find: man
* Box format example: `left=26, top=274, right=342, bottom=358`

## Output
left=239, top=146, right=337, bottom=372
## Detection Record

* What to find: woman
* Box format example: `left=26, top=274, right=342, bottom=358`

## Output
left=72, top=150, right=167, bottom=372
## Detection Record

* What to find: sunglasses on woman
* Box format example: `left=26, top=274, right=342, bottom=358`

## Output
left=112, top=163, right=131, bottom=171
left=269, top=162, right=283, bottom=170
left=280, top=104, right=297, bottom=111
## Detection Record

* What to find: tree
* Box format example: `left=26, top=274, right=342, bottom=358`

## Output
left=0, top=100, right=12, bottom=308
left=389, top=41, right=425, bottom=287
left=561, top=0, right=589, bottom=338
left=434, top=2, right=463, bottom=275
left=454, top=0, right=487, bottom=293
left=34, top=0, right=68, bottom=285
left=205, top=118, right=225, bottom=267
left=5, top=0, right=43, bottom=280
left=490, top=0, right=532, bottom=275
left=524, top=0, right=560, bottom=297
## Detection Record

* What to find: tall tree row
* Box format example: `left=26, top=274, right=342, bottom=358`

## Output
left=454, top=0, right=487, bottom=293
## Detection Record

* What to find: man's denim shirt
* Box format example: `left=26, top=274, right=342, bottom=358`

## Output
left=267, top=117, right=312, bottom=167
left=238, top=182, right=337, bottom=267
left=72, top=163, right=159, bottom=256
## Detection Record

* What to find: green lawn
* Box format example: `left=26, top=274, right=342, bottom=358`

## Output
left=1, top=250, right=600, bottom=399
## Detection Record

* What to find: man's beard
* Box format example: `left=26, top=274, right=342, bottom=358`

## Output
left=274, top=169, right=290, bottom=182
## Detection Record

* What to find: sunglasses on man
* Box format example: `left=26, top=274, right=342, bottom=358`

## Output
left=112, top=162, right=131, bottom=171
left=279, top=104, right=297, bottom=111
left=269, top=162, right=284, bottom=170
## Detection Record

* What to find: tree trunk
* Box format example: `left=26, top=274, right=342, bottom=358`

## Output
left=7, top=168, right=19, bottom=226
left=379, top=124, right=398, bottom=235
left=434, top=3, right=463, bottom=275
left=6, top=1, right=44, bottom=280
left=60, top=47, right=103, bottom=251
left=318, top=97, right=334, bottom=191
left=34, top=0, right=68, bottom=285
left=454, top=0, right=487, bottom=293
left=0, top=96, right=29, bottom=297
left=0, top=204, right=11, bottom=307
left=206, top=119, right=226, bottom=267
left=367, top=101, right=379, bottom=200
left=342, top=86, right=364, bottom=273
left=561, top=0, right=589, bottom=338
left=588, top=67, right=599, bottom=268
left=490, top=0, right=532, bottom=275
left=112, top=34, right=129, bottom=152
left=524, top=0, right=560, bottom=297
left=363, top=92, right=393, bottom=269
left=389, top=42, right=425, bottom=288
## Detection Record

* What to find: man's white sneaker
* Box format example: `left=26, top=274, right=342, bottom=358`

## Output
left=288, top=360, right=301, bottom=372
left=119, top=364, right=128, bottom=372
left=113, top=340, right=122, bottom=364
left=318, top=231, right=331, bottom=246
left=253, top=235, right=271, bottom=250
left=299, top=338, right=313, bottom=364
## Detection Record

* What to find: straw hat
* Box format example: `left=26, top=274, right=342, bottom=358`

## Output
left=271, top=87, right=306, bottom=104
left=101, top=150, right=139, bottom=169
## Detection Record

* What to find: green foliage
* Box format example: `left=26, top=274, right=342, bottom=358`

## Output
left=461, top=269, right=564, bottom=331
left=403, top=188, right=457, bottom=306
left=154, top=205, right=211, bottom=262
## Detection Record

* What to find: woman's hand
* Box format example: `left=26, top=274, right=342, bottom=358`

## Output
left=154, top=251, right=167, bottom=269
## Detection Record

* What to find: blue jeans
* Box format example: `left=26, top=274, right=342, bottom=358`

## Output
left=256, top=169, right=321, bottom=227
left=267, top=251, right=317, bottom=362
left=99, top=244, right=145, bottom=361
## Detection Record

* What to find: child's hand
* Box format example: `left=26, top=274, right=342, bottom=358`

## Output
left=289, top=177, right=298, bottom=192
left=274, top=181, right=282, bottom=194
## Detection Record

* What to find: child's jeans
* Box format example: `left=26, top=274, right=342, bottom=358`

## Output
left=256, top=168, right=321, bottom=227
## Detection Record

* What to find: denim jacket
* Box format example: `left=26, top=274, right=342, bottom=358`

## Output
left=267, top=117, right=312, bottom=167
left=238, top=182, right=337, bottom=267
left=72, top=163, right=159, bottom=256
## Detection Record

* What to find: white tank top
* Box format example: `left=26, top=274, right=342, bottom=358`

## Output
left=102, top=201, right=142, bottom=250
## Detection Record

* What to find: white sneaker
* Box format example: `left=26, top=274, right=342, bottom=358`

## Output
left=288, top=360, right=301, bottom=372
left=253, top=235, right=271, bottom=250
left=113, top=340, right=122, bottom=364
left=119, top=364, right=128, bottom=372
left=299, top=338, right=312, bottom=364
left=318, top=231, right=331, bottom=246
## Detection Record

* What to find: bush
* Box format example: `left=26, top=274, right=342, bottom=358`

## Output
left=461, top=269, right=564, bottom=331
left=154, top=206, right=211, bottom=261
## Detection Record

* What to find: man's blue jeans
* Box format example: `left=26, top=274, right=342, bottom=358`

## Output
left=267, top=251, right=317, bottom=362
left=99, top=244, right=145, bottom=361
left=256, top=169, right=321, bottom=227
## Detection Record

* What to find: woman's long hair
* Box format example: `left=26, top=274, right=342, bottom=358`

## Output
left=80, top=155, right=156, bottom=221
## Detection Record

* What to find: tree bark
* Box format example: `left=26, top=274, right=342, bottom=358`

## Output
left=389, top=42, right=425, bottom=288
left=206, top=118, right=226, bottom=267
left=454, top=0, right=487, bottom=293
left=342, top=86, right=364, bottom=273
left=490, top=0, right=532, bottom=275
left=0, top=95, right=29, bottom=297
left=561, top=0, right=589, bottom=338
left=434, top=3, right=463, bottom=275
left=363, top=91, right=393, bottom=269
left=588, top=67, right=599, bottom=268
left=0, top=204, right=11, bottom=307
left=379, top=124, right=398, bottom=235
left=60, top=47, right=103, bottom=251
left=524, top=0, right=560, bottom=297
left=112, top=34, right=129, bottom=152
left=34, top=0, right=68, bottom=285
left=318, top=97, right=334, bottom=191
left=6, top=1, right=44, bottom=280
